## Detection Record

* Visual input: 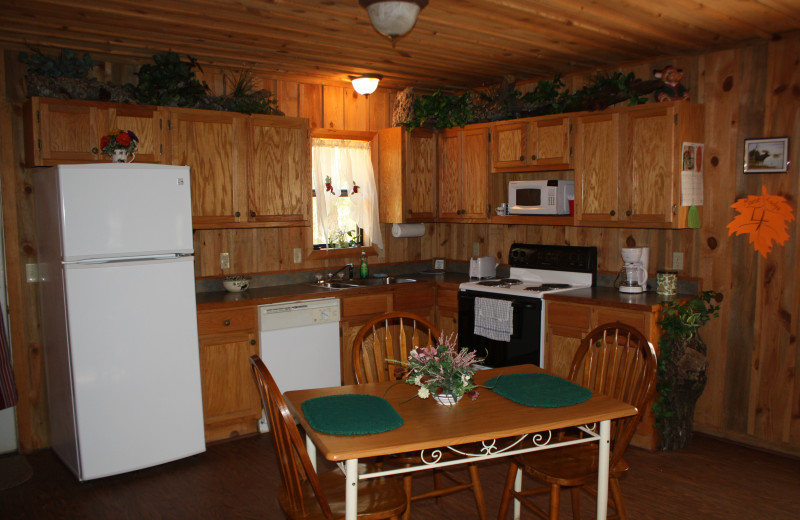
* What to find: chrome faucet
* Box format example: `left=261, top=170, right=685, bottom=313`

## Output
left=326, top=263, right=354, bottom=282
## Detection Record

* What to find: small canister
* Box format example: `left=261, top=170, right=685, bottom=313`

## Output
left=656, top=270, right=678, bottom=296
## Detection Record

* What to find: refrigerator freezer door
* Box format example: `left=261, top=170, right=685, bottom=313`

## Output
left=51, top=164, right=193, bottom=261
left=61, top=255, right=205, bottom=480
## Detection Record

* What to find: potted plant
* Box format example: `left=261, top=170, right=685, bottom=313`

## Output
left=392, top=333, right=485, bottom=406
left=654, top=290, right=722, bottom=450
left=101, top=129, right=139, bottom=162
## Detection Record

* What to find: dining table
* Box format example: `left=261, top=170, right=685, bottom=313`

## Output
left=283, top=364, right=637, bottom=520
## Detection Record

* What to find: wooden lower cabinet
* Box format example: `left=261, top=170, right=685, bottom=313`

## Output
left=197, top=306, right=261, bottom=442
left=544, top=300, right=661, bottom=450
left=436, top=286, right=459, bottom=339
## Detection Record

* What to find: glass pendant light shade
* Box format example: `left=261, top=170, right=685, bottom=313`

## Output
left=350, top=74, right=383, bottom=95
left=359, top=0, right=428, bottom=38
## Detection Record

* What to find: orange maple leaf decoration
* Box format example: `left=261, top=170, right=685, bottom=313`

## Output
left=727, top=186, right=795, bottom=258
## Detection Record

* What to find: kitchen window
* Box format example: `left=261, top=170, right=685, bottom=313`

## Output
left=311, top=138, right=383, bottom=250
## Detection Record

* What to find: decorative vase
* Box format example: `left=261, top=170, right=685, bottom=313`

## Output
left=660, top=333, right=708, bottom=450
left=432, top=393, right=462, bottom=406
left=112, top=149, right=135, bottom=163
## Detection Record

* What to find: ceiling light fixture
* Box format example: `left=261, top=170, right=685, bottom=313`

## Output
left=350, top=74, right=383, bottom=95
left=359, top=0, right=428, bottom=40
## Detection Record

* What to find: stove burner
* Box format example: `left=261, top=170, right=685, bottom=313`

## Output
left=477, top=278, right=522, bottom=287
left=525, top=283, right=573, bottom=292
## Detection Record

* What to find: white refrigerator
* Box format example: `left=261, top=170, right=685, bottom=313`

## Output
left=33, top=163, right=206, bottom=481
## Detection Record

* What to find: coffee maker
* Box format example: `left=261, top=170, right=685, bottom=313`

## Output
left=617, top=247, right=649, bottom=293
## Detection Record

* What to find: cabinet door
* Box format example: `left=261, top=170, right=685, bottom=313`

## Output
left=531, top=116, right=571, bottom=167
left=167, top=108, right=248, bottom=227
left=406, top=129, right=437, bottom=220
left=461, top=126, right=489, bottom=219
left=574, top=112, right=620, bottom=224
left=31, top=98, right=102, bottom=164
left=624, top=106, right=678, bottom=226
left=438, top=129, right=463, bottom=219
left=248, top=116, right=310, bottom=224
left=107, top=105, right=163, bottom=164
left=198, top=331, right=261, bottom=431
left=436, top=287, right=459, bottom=339
left=492, top=122, right=527, bottom=168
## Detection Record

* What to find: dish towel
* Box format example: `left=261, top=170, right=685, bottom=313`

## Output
left=474, top=297, right=513, bottom=341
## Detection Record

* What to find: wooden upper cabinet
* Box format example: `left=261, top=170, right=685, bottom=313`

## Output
left=166, top=108, right=248, bottom=228
left=24, top=97, right=164, bottom=166
left=248, top=115, right=310, bottom=224
left=165, top=108, right=310, bottom=229
left=491, top=116, right=572, bottom=171
left=438, top=125, right=489, bottom=221
left=574, top=112, right=621, bottom=225
left=377, top=127, right=437, bottom=223
left=574, top=101, right=704, bottom=229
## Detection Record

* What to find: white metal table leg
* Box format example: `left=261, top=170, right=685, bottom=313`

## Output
left=345, top=458, right=359, bottom=520
left=596, top=420, right=611, bottom=520
left=306, top=434, right=317, bottom=472
left=513, top=466, right=523, bottom=520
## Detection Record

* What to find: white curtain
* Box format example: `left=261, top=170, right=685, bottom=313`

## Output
left=312, top=138, right=383, bottom=250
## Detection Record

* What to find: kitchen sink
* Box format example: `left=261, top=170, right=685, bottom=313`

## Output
left=309, top=277, right=417, bottom=290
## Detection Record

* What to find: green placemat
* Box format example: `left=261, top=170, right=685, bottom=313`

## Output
left=301, top=394, right=404, bottom=435
left=486, top=373, right=592, bottom=407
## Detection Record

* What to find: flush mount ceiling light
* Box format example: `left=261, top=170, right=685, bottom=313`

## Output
left=350, top=74, right=383, bottom=95
left=359, top=0, right=429, bottom=40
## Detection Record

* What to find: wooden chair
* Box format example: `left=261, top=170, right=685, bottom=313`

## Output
left=249, top=355, right=406, bottom=520
left=352, top=312, right=487, bottom=520
left=496, top=322, right=658, bottom=520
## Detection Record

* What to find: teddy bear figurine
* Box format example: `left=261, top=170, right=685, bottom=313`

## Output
left=654, top=65, right=691, bottom=102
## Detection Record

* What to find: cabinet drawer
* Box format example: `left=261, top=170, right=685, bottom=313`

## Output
left=340, top=293, right=392, bottom=319
left=436, top=287, right=459, bottom=312
left=594, top=308, right=647, bottom=336
left=197, top=307, right=256, bottom=335
left=394, top=287, right=435, bottom=311
left=547, top=302, right=591, bottom=329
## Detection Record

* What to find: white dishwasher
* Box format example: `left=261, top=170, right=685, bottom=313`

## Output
left=257, top=297, right=341, bottom=431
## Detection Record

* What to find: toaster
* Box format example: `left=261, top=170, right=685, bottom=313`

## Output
left=469, top=256, right=497, bottom=279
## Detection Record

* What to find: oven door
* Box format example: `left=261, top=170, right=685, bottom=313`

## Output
left=457, top=290, right=542, bottom=368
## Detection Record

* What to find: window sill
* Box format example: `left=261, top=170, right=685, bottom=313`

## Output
left=307, top=245, right=378, bottom=261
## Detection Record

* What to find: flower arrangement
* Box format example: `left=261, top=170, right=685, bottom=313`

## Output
left=100, top=129, right=139, bottom=156
left=394, top=333, right=484, bottom=403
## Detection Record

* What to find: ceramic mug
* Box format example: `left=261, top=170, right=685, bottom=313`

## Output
left=657, top=270, right=678, bottom=296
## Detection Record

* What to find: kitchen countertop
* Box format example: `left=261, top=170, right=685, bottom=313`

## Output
left=196, top=271, right=692, bottom=312
left=544, top=286, right=692, bottom=311
left=195, top=272, right=469, bottom=310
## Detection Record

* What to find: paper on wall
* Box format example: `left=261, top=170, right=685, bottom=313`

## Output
left=680, top=142, right=704, bottom=206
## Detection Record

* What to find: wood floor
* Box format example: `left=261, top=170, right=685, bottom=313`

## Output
left=2, top=433, right=799, bottom=519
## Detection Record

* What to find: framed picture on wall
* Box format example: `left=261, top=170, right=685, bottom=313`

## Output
left=744, top=137, right=789, bottom=173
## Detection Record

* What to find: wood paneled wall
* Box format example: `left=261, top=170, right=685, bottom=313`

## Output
left=2, top=34, right=799, bottom=456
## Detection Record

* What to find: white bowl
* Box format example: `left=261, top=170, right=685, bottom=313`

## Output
left=223, top=276, right=251, bottom=293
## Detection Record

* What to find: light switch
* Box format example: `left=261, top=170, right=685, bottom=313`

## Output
left=26, top=263, right=39, bottom=283
left=293, top=248, right=302, bottom=263
left=220, top=252, right=230, bottom=270
left=672, top=252, right=684, bottom=271
left=473, top=242, right=480, bottom=257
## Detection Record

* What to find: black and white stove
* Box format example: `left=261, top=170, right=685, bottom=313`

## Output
left=458, top=243, right=597, bottom=368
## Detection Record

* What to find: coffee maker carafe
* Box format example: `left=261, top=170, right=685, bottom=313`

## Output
left=617, top=247, right=649, bottom=293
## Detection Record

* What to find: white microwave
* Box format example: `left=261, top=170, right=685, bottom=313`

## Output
left=508, top=179, right=574, bottom=215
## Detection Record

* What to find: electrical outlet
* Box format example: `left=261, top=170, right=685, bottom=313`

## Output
left=26, top=263, right=39, bottom=283
left=220, top=252, right=230, bottom=270
left=672, top=252, right=684, bottom=271
left=472, top=242, right=480, bottom=257
left=293, top=248, right=302, bottom=263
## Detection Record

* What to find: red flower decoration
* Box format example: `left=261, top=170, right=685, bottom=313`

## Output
left=100, top=136, right=110, bottom=148
left=352, top=184, right=360, bottom=194
left=116, top=133, right=131, bottom=146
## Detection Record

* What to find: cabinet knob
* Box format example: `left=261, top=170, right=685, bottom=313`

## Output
left=224, top=320, right=231, bottom=326
left=234, top=211, right=241, bottom=217
left=91, top=147, right=99, bottom=154
left=531, top=154, right=537, bottom=160
left=610, top=210, right=616, bottom=216
left=626, top=209, right=632, bottom=216
left=408, top=209, right=412, bottom=214
left=250, top=210, right=256, bottom=218
left=519, top=155, right=524, bottom=161
left=672, top=204, right=678, bottom=215
left=250, top=339, right=256, bottom=345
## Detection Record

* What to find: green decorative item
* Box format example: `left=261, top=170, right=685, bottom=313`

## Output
left=135, top=51, right=209, bottom=107
left=687, top=206, right=701, bottom=228
left=399, top=89, right=474, bottom=131
left=210, top=68, right=282, bottom=115
left=19, top=47, right=98, bottom=79
left=654, top=290, right=722, bottom=450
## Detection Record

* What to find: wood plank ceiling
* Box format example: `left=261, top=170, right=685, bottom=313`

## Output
left=1, top=0, right=799, bottom=91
